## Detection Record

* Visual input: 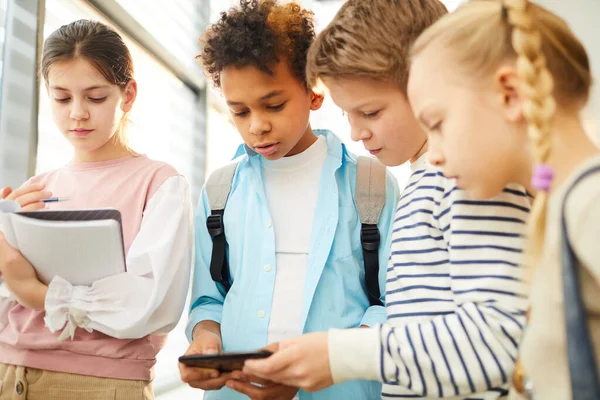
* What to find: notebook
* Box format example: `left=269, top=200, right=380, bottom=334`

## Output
left=0, top=200, right=126, bottom=286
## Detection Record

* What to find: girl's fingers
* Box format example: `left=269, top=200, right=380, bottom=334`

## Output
left=14, top=190, right=52, bottom=208
left=1, top=186, right=13, bottom=199
left=5, top=183, right=45, bottom=202
left=19, top=202, right=47, bottom=212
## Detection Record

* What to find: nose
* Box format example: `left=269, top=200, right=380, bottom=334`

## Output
left=427, top=152, right=445, bottom=167
left=249, top=113, right=271, bottom=136
left=70, top=99, right=89, bottom=121
left=426, top=144, right=445, bottom=167
left=349, top=121, right=371, bottom=143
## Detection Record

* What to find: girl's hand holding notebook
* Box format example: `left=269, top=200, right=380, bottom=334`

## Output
left=0, top=231, right=47, bottom=309
left=0, top=200, right=126, bottom=287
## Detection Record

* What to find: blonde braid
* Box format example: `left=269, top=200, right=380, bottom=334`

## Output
left=505, top=0, right=556, bottom=263
left=504, top=0, right=557, bottom=394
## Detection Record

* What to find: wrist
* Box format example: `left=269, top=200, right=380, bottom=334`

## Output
left=16, top=280, right=47, bottom=310
left=193, top=320, right=222, bottom=341
left=32, top=281, right=48, bottom=310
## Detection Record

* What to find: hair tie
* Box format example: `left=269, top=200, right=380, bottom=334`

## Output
left=532, top=164, right=554, bottom=192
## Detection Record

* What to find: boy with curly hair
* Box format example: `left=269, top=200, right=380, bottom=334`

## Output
left=179, top=1, right=399, bottom=399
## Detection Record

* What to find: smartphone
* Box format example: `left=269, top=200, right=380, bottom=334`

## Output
left=178, top=350, right=273, bottom=372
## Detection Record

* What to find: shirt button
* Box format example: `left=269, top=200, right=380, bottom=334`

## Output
left=15, top=381, right=24, bottom=395
left=258, top=310, right=265, bottom=318
left=264, top=264, right=271, bottom=272
left=266, top=219, right=272, bottom=228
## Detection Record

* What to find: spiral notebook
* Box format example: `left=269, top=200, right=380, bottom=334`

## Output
left=0, top=200, right=126, bottom=286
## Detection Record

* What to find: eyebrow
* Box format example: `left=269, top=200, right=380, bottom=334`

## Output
left=350, top=100, right=379, bottom=111
left=50, top=85, right=111, bottom=91
left=226, top=90, right=286, bottom=106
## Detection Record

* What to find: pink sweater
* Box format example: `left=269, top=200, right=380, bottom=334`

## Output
left=0, top=155, right=180, bottom=381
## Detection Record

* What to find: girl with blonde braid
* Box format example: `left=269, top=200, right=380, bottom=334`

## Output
left=407, top=0, right=597, bottom=399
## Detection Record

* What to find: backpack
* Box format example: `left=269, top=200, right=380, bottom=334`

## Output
left=204, top=156, right=387, bottom=306
left=559, top=165, right=600, bottom=400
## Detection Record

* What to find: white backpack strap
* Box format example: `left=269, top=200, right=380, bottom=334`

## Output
left=355, top=156, right=387, bottom=306
left=355, top=156, right=387, bottom=225
left=206, top=162, right=239, bottom=211
left=205, top=161, right=239, bottom=292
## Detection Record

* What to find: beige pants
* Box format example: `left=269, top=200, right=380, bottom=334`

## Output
left=0, top=364, right=153, bottom=400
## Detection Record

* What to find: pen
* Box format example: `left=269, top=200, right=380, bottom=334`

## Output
left=42, top=197, right=69, bottom=203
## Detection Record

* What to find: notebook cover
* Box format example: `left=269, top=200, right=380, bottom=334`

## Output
left=16, top=209, right=126, bottom=270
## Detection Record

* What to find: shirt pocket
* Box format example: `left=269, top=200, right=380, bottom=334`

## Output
left=329, top=205, right=361, bottom=260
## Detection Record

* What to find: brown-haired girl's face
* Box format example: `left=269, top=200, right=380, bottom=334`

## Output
left=46, top=58, right=136, bottom=158
left=407, top=48, right=531, bottom=200
left=220, top=59, right=323, bottom=160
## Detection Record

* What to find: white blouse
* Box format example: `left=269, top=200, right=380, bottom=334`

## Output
left=1, top=175, right=193, bottom=341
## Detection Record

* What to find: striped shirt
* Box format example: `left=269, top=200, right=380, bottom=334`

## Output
left=328, top=154, right=530, bottom=399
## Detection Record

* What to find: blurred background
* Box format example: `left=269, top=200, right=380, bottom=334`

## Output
left=0, top=0, right=598, bottom=398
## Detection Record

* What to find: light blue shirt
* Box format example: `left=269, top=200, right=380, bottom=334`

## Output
left=186, top=130, right=399, bottom=400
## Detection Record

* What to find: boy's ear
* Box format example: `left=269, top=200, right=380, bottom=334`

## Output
left=495, top=66, right=525, bottom=123
left=121, top=79, right=138, bottom=112
left=310, top=91, right=325, bottom=111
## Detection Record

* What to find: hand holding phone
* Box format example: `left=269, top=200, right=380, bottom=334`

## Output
left=179, top=321, right=231, bottom=391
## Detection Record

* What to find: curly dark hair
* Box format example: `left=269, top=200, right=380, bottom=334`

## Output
left=198, top=0, right=315, bottom=88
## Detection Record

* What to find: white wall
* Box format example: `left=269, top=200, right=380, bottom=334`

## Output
left=534, top=0, right=599, bottom=142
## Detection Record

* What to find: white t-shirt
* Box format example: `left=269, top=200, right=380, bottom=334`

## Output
left=262, top=135, right=328, bottom=345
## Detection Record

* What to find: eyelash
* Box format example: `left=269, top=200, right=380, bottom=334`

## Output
left=430, top=121, right=443, bottom=132
left=232, top=102, right=286, bottom=117
left=363, top=110, right=380, bottom=119
left=54, top=97, right=107, bottom=104
left=267, top=103, right=285, bottom=112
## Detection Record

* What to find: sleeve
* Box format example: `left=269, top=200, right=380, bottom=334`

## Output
left=330, top=182, right=530, bottom=397
left=184, top=187, right=226, bottom=342
left=43, top=175, right=194, bottom=340
left=360, top=171, right=400, bottom=327
left=0, top=284, right=15, bottom=330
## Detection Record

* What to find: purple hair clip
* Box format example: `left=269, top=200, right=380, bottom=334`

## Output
left=532, top=164, right=554, bottom=192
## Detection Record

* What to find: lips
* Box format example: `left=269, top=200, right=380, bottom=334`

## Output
left=254, top=142, right=280, bottom=156
left=446, top=174, right=460, bottom=186
left=72, top=128, right=93, bottom=137
left=367, top=148, right=382, bottom=156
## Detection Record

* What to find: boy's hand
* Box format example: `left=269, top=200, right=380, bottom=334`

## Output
left=0, top=232, right=47, bottom=309
left=2, top=184, right=52, bottom=211
left=243, top=332, right=333, bottom=392
left=226, top=373, right=299, bottom=400
left=179, top=322, right=232, bottom=391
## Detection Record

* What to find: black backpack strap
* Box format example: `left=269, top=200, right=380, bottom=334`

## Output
left=561, top=164, right=600, bottom=400
left=355, top=156, right=387, bottom=307
left=205, top=162, right=239, bottom=292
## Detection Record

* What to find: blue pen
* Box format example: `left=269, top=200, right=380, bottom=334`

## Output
left=42, top=197, right=69, bottom=203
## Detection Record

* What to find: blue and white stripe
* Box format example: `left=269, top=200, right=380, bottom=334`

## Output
left=380, top=160, right=530, bottom=399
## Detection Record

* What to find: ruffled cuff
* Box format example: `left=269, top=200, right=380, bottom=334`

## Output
left=0, top=282, right=15, bottom=300
left=0, top=285, right=16, bottom=330
left=44, top=276, right=119, bottom=341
